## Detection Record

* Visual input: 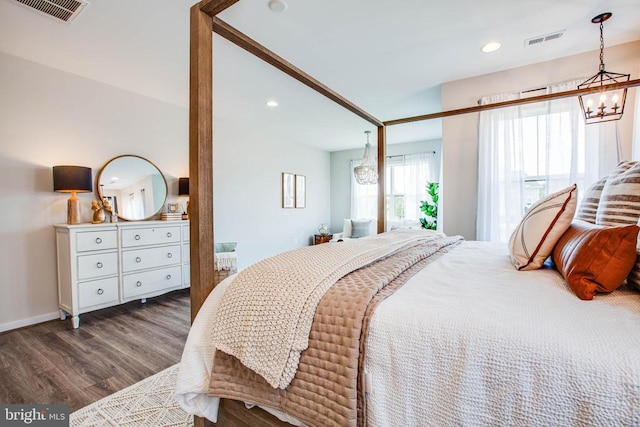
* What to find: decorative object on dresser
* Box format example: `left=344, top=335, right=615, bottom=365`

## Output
left=55, top=221, right=191, bottom=328
left=179, top=177, right=190, bottom=220
left=318, top=223, right=329, bottom=236
left=91, top=200, right=107, bottom=224
left=53, top=165, right=93, bottom=225
left=97, top=155, right=168, bottom=221
left=314, top=234, right=333, bottom=245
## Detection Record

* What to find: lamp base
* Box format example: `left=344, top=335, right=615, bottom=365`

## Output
left=67, top=195, right=81, bottom=225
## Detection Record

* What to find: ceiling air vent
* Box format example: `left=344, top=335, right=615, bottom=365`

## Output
left=524, top=30, right=565, bottom=47
left=11, top=0, right=88, bottom=23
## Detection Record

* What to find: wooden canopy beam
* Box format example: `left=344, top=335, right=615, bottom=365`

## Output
left=384, top=78, right=640, bottom=126
left=189, top=4, right=214, bottom=324
left=199, top=0, right=238, bottom=16
left=212, top=17, right=384, bottom=128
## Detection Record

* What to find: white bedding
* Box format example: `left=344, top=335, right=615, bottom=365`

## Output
left=176, top=241, right=640, bottom=426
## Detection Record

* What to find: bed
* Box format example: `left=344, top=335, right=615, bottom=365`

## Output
left=177, top=229, right=640, bottom=426
left=184, top=2, right=640, bottom=426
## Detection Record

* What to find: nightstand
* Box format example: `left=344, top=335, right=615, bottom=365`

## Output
left=314, top=234, right=333, bottom=245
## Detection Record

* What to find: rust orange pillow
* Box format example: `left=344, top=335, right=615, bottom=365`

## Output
left=552, top=220, right=639, bottom=300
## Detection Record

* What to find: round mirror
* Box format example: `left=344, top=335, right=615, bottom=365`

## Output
left=97, top=155, right=168, bottom=221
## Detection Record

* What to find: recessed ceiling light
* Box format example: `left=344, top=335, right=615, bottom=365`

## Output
left=268, top=0, right=287, bottom=12
left=266, top=100, right=279, bottom=107
left=481, top=41, right=501, bottom=53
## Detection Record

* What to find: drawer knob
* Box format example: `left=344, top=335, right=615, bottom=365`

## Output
left=135, top=234, right=141, bottom=240
left=166, top=274, right=172, bottom=280
left=97, top=288, right=104, bottom=295
left=136, top=257, right=141, bottom=263
left=136, top=281, right=142, bottom=287
left=167, top=253, right=172, bottom=258
left=96, top=262, right=103, bottom=268
left=167, top=232, right=172, bottom=238
left=95, top=237, right=102, bottom=244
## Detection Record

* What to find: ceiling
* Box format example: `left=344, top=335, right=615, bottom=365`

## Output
left=0, top=0, right=638, bottom=151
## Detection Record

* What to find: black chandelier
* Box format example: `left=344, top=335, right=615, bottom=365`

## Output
left=577, top=12, right=630, bottom=125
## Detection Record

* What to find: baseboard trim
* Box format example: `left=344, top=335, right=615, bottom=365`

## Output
left=0, top=311, right=60, bottom=333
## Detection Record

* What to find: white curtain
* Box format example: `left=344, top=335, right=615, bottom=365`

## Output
left=477, top=79, right=621, bottom=242
left=633, top=88, right=640, bottom=160
left=350, top=159, right=378, bottom=219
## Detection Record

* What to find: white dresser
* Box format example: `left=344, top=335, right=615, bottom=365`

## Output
left=55, top=220, right=190, bottom=328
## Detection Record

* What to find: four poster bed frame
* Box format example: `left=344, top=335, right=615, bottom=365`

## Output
left=188, top=1, right=640, bottom=425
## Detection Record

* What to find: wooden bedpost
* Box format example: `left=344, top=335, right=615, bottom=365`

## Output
left=189, top=4, right=214, bottom=324
left=377, top=126, right=386, bottom=234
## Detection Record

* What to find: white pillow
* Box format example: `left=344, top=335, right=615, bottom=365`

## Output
left=343, top=218, right=353, bottom=238
left=508, top=184, right=577, bottom=271
left=342, top=218, right=377, bottom=238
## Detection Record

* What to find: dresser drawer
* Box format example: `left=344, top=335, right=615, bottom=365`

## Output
left=121, top=245, right=181, bottom=273
left=78, top=277, right=119, bottom=309
left=121, top=226, right=181, bottom=247
left=77, top=230, right=117, bottom=252
left=77, top=252, right=118, bottom=280
left=122, top=266, right=182, bottom=299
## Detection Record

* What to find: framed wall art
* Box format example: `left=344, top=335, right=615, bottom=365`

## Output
left=295, top=174, right=306, bottom=208
left=282, top=172, right=295, bottom=208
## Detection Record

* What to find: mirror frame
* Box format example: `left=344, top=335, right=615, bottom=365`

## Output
left=97, top=154, right=168, bottom=221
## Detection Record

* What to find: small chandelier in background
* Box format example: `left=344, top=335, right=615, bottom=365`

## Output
left=354, top=131, right=378, bottom=185
left=577, top=12, right=630, bottom=125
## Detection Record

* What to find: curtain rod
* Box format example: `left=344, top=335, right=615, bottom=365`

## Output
left=386, top=78, right=640, bottom=126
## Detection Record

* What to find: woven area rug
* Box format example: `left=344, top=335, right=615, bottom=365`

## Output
left=70, top=364, right=193, bottom=427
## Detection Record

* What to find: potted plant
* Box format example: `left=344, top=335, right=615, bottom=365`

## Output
left=419, top=181, right=439, bottom=230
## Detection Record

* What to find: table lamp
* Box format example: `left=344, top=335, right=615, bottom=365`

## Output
left=53, top=165, right=93, bottom=224
left=179, top=177, right=189, bottom=219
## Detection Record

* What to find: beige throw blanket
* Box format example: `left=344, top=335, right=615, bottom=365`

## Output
left=210, top=229, right=446, bottom=389
left=209, top=233, right=463, bottom=426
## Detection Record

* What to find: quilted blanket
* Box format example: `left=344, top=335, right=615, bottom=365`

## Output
left=210, top=229, right=448, bottom=389
left=209, top=233, right=463, bottom=426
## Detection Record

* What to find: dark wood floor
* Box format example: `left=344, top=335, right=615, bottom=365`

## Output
left=0, top=289, right=190, bottom=411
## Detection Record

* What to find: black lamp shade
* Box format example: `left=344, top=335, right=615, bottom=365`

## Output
left=179, top=177, right=189, bottom=196
left=53, top=166, right=93, bottom=193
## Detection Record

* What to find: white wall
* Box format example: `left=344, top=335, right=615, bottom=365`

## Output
left=0, top=51, right=330, bottom=331
left=441, top=40, right=639, bottom=240
left=329, top=139, right=442, bottom=234
left=213, top=118, right=331, bottom=268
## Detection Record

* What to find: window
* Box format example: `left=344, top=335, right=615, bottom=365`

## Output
left=477, top=79, right=620, bottom=242
left=351, top=152, right=438, bottom=229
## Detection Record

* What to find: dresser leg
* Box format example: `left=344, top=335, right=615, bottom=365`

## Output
left=59, top=309, right=67, bottom=321
left=72, top=316, right=80, bottom=329
left=141, top=298, right=147, bottom=304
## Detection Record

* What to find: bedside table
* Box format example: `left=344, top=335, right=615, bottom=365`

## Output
left=314, top=234, right=333, bottom=245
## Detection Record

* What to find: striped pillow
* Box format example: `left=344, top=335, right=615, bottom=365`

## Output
left=509, top=184, right=577, bottom=271
left=596, top=161, right=640, bottom=290
left=574, top=176, right=607, bottom=223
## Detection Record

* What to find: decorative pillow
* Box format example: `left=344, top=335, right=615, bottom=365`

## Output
left=596, top=161, right=639, bottom=226
left=342, top=218, right=353, bottom=238
left=508, top=184, right=577, bottom=271
left=351, top=219, right=373, bottom=238
left=574, top=176, right=607, bottom=224
left=552, top=220, right=639, bottom=300
left=595, top=161, right=640, bottom=290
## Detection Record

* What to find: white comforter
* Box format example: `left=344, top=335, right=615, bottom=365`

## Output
left=176, top=241, right=640, bottom=426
